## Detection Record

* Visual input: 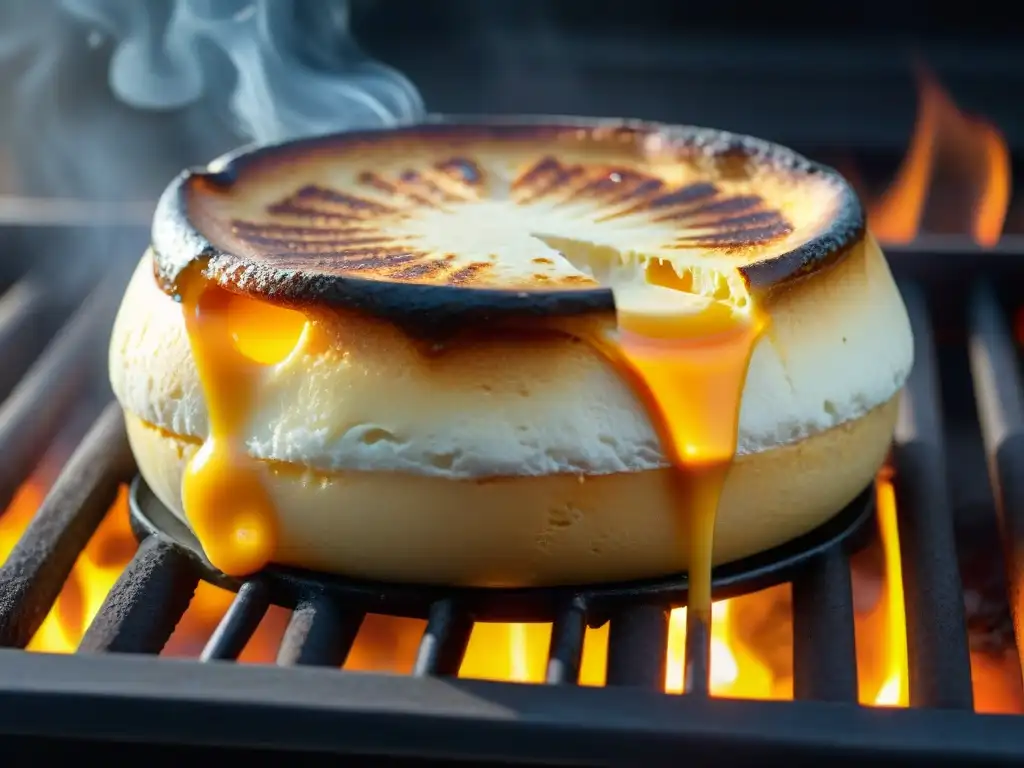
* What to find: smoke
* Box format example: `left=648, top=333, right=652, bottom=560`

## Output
left=0, top=0, right=424, bottom=394
left=62, top=0, right=423, bottom=144
left=0, top=0, right=425, bottom=200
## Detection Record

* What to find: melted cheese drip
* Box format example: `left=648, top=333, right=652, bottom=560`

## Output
left=175, top=256, right=762, bottom=628
left=587, top=285, right=766, bottom=683
left=178, top=275, right=305, bottom=576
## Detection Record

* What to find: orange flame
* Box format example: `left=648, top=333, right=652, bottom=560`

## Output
left=869, top=63, right=1020, bottom=714
left=871, top=65, right=1011, bottom=246
left=871, top=470, right=909, bottom=707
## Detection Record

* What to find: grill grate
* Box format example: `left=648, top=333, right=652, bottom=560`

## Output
left=0, top=230, right=1023, bottom=764
left=127, top=466, right=873, bottom=686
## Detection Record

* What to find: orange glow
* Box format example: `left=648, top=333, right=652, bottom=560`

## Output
left=870, top=470, right=909, bottom=707
left=871, top=66, right=1011, bottom=246
left=0, top=477, right=134, bottom=652
left=2, top=466, right=1018, bottom=711
left=872, top=62, right=1022, bottom=714
left=25, top=485, right=136, bottom=652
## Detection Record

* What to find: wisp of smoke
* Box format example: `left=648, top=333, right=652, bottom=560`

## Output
left=63, top=0, right=424, bottom=144
left=0, top=0, right=424, bottom=377
left=0, top=0, right=424, bottom=199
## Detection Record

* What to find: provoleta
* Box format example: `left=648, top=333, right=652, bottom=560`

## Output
left=110, top=119, right=913, bottom=588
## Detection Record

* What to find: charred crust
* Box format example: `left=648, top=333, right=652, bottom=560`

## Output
left=739, top=169, right=866, bottom=288
left=151, top=116, right=865, bottom=329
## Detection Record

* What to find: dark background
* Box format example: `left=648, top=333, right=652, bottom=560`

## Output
left=353, top=0, right=1024, bottom=153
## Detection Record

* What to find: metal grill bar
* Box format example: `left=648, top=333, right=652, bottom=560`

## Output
left=200, top=580, right=271, bottom=662
left=967, top=279, right=1024, bottom=683
left=0, top=278, right=52, bottom=403
left=891, top=281, right=975, bottom=710
left=545, top=597, right=586, bottom=685
left=605, top=605, right=668, bottom=689
left=791, top=547, right=859, bottom=702
left=78, top=536, right=199, bottom=655
left=276, top=594, right=363, bottom=667
left=4, top=648, right=1024, bottom=766
left=0, top=404, right=134, bottom=648
left=0, top=281, right=119, bottom=515
left=413, top=599, right=473, bottom=677
left=683, top=611, right=711, bottom=695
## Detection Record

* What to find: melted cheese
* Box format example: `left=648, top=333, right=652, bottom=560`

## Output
left=177, top=259, right=762, bottom=623
left=587, top=280, right=765, bottom=667
left=178, top=276, right=304, bottom=576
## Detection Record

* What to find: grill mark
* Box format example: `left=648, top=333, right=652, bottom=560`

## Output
left=671, top=221, right=793, bottom=247
left=575, top=170, right=648, bottom=198
left=513, top=157, right=587, bottom=204
left=649, top=183, right=720, bottom=209
left=231, top=221, right=373, bottom=238
left=389, top=259, right=451, bottom=280
left=216, top=155, right=798, bottom=290
left=512, top=156, right=562, bottom=190
left=549, top=169, right=653, bottom=210
left=654, top=194, right=764, bottom=223
left=263, top=202, right=384, bottom=223
left=329, top=246, right=423, bottom=261
left=322, top=252, right=422, bottom=272
left=234, top=233, right=372, bottom=248
left=435, top=157, right=484, bottom=186
left=292, top=183, right=395, bottom=214
left=420, top=168, right=480, bottom=202
left=358, top=171, right=438, bottom=208
left=611, top=176, right=664, bottom=203
left=694, top=210, right=783, bottom=230
left=448, top=262, right=493, bottom=284
left=523, top=167, right=589, bottom=205
left=398, top=170, right=461, bottom=203
left=234, top=235, right=411, bottom=252
left=600, top=181, right=719, bottom=221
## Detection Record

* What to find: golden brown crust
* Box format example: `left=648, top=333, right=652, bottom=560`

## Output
left=151, top=118, right=864, bottom=333
left=125, top=394, right=899, bottom=587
